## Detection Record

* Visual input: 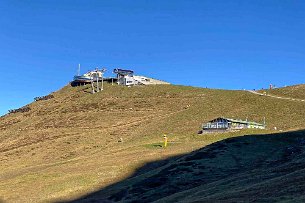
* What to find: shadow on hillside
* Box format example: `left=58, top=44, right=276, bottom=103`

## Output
left=61, top=130, right=305, bottom=203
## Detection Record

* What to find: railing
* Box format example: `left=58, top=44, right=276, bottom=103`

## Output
left=203, top=122, right=229, bottom=129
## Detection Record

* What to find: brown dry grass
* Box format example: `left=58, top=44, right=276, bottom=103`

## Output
left=260, top=84, right=305, bottom=100
left=75, top=130, right=305, bottom=203
left=0, top=83, right=305, bottom=202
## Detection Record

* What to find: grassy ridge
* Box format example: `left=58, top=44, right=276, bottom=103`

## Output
left=0, top=83, right=305, bottom=202
left=260, top=84, right=305, bottom=100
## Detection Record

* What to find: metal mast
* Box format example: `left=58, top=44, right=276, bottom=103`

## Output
left=78, top=64, right=81, bottom=76
left=101, top=68, right=106, bottom=91
left=96, top=68, right=99, bottom=92
left=91, top=77, right=95, bottom=94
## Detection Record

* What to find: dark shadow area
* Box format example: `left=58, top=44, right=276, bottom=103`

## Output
left=60, top=130, right=305, bottom=203
left=82, top=87, right=93, bottom=94
left=70, top=81, right=90, bottom=87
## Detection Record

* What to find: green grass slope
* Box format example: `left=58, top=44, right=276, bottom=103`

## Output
left=0, top=83, right=305, bottom=202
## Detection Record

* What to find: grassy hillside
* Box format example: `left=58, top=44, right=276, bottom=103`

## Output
left=260, top=84, right=305, bottom=100
left=71, top=130, right=305, bottom=202
left=0, top=83, right=305, bottom=202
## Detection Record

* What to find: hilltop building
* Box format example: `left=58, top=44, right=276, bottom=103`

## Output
left=133, top=75, right=170, bottom=85
left=72, top=69, right=105, bottom=86
left=113, top=69, right=135, bottom=86
left=71, top=67, right=170, bottom=87
left=201, top=117, right=265, bottom=133
left=113, top=68, right=170, bottom=86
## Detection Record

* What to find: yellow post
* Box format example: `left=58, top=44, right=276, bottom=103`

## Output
left=163, top=134, right=168, bottom=148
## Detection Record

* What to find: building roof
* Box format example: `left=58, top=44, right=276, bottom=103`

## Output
left=113, top=68, right=134, bottom=75
left=208, top=117, right=265, bottom=126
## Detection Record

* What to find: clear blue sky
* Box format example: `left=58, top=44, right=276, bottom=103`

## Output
left=0, top=0, right=304, bottom=116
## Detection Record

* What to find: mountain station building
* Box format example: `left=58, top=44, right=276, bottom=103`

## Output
left=201, top=117, right=265, bottom=132
left=113, top=68, right=170, bottom=86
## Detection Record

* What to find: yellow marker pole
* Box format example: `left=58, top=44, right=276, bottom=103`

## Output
left=164, top=134, right=168, bottom=148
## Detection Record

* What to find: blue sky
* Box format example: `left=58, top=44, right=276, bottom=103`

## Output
left=0, top=0, right=304, bottom=115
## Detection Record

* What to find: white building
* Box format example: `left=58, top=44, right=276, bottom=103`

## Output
left=133, top=75, right=170, bottom=85
left=113, top=68, right=170, bottom=86
left=114, top=69, right=135, bottom=86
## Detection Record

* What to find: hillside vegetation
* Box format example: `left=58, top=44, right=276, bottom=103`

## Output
left=72, top=130, right=305, bottom=203
left=0, top=83, right=305, bottom=202
left=261, top=84, right=305, bottom=100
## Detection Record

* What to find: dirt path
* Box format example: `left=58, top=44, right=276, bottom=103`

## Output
left=246, top=90, right=305, bottom=102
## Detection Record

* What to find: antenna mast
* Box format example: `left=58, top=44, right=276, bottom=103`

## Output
left=78, top=64, right=81, bottom=76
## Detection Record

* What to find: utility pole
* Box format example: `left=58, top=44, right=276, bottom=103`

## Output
left=96, top=68, right=100, bottom=92
left=89, top=67, right=106, bottom=94
left=101, top=74, right=104, bottom=90
left=91, top=77, right=95, bottom=94
left=101, top=68, right=106, bottom=91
